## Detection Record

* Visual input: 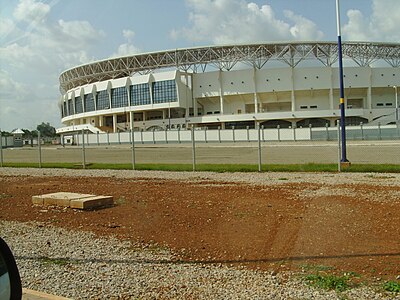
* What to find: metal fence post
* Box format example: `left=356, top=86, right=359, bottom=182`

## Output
left=397, top=122, right=400, bottom=140
left=131, top=129, right=135, bottom=170
left=262, top=125, right=265, bottom=142
left=107, top=132, right=110, bottom=145
left=38, top=131, right=42, bottom=168
left=277, top=125, right=281, bottom=142
left=165, top=127, right=168, bottom=144
left=81, top=129, right=86, bottom=169
left=337, top=122, right=341, bottom=172
left=97, top=131, right=99, bottom=146
left=86, top=132, right=89, bottom=146
left=378, top=122, right=382, bottom=140
left=153, top=128, right=155, bottom=144
left=141, top=129, right=144, bottom=144
left=218, top=126, right=221, bottom=143
left=0, top=129, right=3, bottom=167
left=246, top=126, right=250, bottom=142
left=360, top=122, right=364, bottom=140
left=257, top=125, right=262, bottom=172
left=309, top=124, right=312, bottom=140
left=293, top=125, right=297, bottom=142
left=178, top=127, right=181, bottom=144
left=326, top=123, right=329, bottom=141
left=191, top=127, right=196, bottom=171
left=204, top=127, right=208, bottom=143
left=118, top=130, right=121, bottom=144
left=232, top=126, right=235, bottom=143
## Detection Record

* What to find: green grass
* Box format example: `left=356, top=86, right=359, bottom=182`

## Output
left=1, top=162, right=400, bottom=173
left=383, top=281, right=400, bottom=293
left=304, top=274, right=351, bottom=292
left=38, top=256, right=74, bottom=266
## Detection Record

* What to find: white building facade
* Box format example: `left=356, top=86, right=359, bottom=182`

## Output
left=59, top=42, right=400, bottom=132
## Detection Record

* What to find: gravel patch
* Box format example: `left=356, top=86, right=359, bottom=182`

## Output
left=1, top=167, right=399, bottom=187
left=1, top=221, right=393, bottom=300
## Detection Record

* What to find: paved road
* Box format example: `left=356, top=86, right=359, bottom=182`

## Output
left=1, top=140, right=399, bottom=165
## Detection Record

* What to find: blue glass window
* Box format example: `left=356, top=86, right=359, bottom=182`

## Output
left=152, top=80, right=177, bottom=104
left=68, top=99, right=74, bottom=115
left=84, top=93, right=95, bottom=112
left=74, top=96, right=83, bottom=114
left=130, top=83, right=151, bottom=106
left=63, top=102, right=68, bottom=117
left=111, top=87, right=128, bottom=108
left=96, top=90, right=109, bottom=110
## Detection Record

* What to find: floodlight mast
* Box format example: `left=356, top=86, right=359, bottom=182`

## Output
left=336, top=0, right=349, bottom=163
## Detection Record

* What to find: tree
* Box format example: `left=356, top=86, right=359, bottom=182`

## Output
left=36, top=122, right=56, bottom=138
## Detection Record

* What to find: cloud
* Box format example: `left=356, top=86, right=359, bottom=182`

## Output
left=284, top=10, right=324, bottom=41
left=342, top=0, right=400, bottom=42
left=123, top=29, right=135, bottom=42
left=171, top=0, right=324, bottom=44
left=0, top=0, right=105, bottom=131
left=111, top=30, right=140, bottom=57
left=13, top=0, right=50, bottom=23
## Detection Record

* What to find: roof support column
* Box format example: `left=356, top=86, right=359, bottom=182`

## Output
left=113, top=114, right=117, bottom=133
left=129, top=112, right=134, bottom=130
left=291, top=68, right=296, bottom=112
left=329, top=67, right=334, bottom=110
left=218, top=70, right=224, bottom=114
left=253, top=67, right=259, bottom=114
left=367, top=67, right=372, bottom=111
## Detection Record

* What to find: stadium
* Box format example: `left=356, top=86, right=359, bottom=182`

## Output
left=58, top=41, right=400, bottom=134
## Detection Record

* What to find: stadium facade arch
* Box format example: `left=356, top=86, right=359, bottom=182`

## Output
left=58, top=41, right=400, bottom=133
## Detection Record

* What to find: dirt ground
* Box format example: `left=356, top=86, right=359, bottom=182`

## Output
left=0, top=174, right=399, bottom=281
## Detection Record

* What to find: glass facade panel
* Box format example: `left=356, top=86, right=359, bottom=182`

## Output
left=111, top=87, right=128, bottom=108
left=63, top=102, right=67, bottom=117
left=152, top=80, right=177, bottom=104
left=97, top=90, right=109, bottom=110
left=130, top=83, right=151, bottom=106
left=74, top=96, right=83, bottom=114
left=68, top=99, right=74, bottom=115
left=84, top=93, right=95, bottom=112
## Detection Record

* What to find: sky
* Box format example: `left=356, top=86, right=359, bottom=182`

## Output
left=0, top=0, right=399, bottom=132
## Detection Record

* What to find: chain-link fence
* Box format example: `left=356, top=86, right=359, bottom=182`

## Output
left=1, top=124, right=400, bottom=170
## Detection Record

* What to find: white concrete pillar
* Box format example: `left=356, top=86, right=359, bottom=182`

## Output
left=218, top=70, right=224, bottom=114
left=253, top=67, right=259, bottom=113
left=329, top=67, right=334, bottom=110
left=367, top=67, right=372, bottom=111
left=291, top=68, right=296, bottom=112
left=130, top=111, right=134, bottom=130
left=113, top=114, right=117, bottom=133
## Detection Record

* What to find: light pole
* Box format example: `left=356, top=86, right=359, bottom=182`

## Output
left=394, top=86, right=398, bottom=123
left=336, top=0, right=349, bottom=163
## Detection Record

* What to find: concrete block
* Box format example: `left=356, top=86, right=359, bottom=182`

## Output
left=32, top=195, right=44, bottom=205
left=32, top=192, right=95, bottom=207
left=70, top=195, right=114, bottom=210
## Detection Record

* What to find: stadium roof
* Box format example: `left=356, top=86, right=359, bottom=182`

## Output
left=59, top=41, right=400, bottom=93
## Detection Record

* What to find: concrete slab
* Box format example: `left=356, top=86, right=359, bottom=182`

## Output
left=70, top=195, right=114, bottom=210
left=32, top=192, right=95, bottom=207
left=32, top=192, right=113, bottom=210
left=31, top=195, right=44, bottom=205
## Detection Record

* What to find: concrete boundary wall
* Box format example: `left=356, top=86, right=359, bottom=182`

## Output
left=75, top=124, right=400, bottom=146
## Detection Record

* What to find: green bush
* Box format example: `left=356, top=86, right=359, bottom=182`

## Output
left=383, top=281, right=400, bottom=293
left=305, top=274, right=350, bottom=292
